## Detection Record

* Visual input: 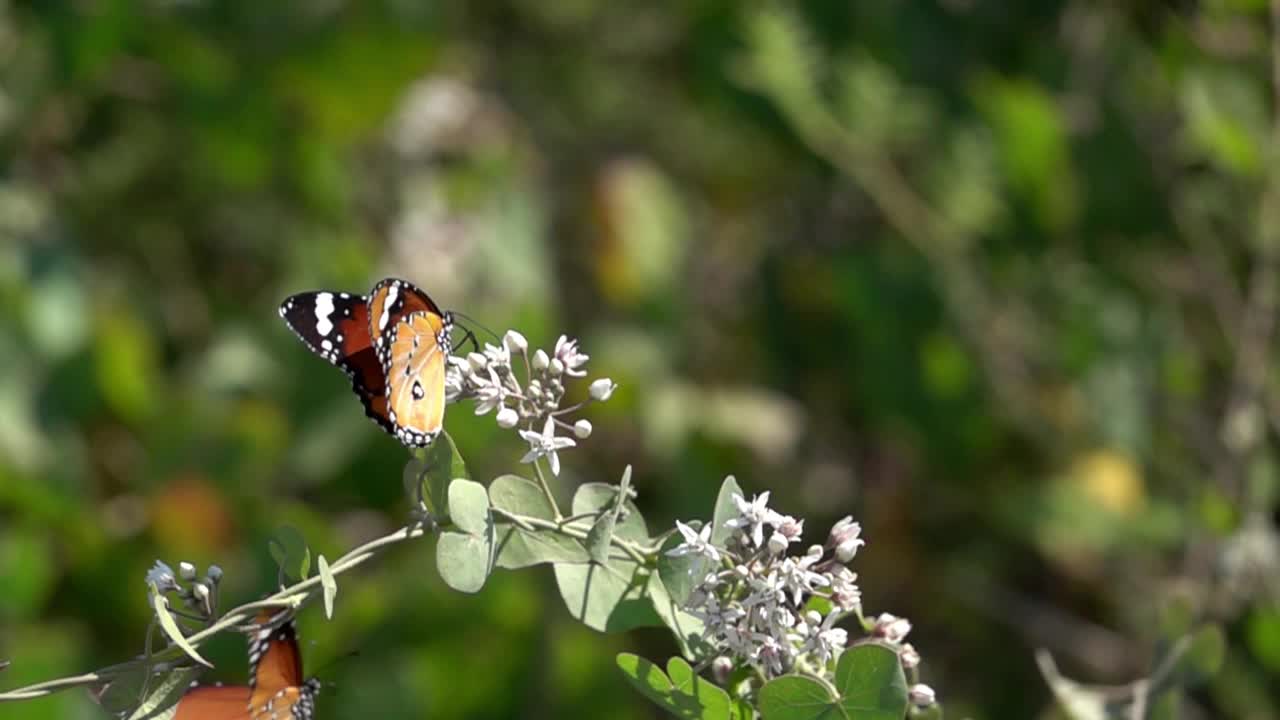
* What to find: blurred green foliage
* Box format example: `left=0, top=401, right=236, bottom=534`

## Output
left=0, top=0, right=1279, bottom=718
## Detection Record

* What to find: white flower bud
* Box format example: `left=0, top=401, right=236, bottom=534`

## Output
left=767, top=531, right=788, bottom=555
left=589, top=378, right=616, bottom=401
left=206, top=565, right=223, bottom=583
left=909, top=683, right=936, bottom=707
left=192, top=582, right=210, bottom=601
left=504, top=330, right=528, bottom=353
left=550, top=358, right=565, bottom=375
left=573, top=419, right=593, bottom=439
left=468, top=352, right=488, bottom=373
left=178, top=562, right=197, bottom=581
left=836, top=536, right=865, bottom=563
left=712, top=656, right=734, bottom=684
left=805, top=611, right=822, bottom=626
left=496, top=407, right=519, bottom=429
left=532, top=349, right=550, bottom=371
left=899, top=643, right=921, bottom=669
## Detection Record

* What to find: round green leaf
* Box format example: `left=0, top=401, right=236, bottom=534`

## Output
left=572, top=483, right=649, bottom=542
left=436, top=529, right=493, bottom=594
left=616, top=653, right=732, bottom=720
left=448, top=479, right=490, bottom=536
left=489, top=474, right=555, bottom=520
left=759, top=643, right=908, bottom=720
left=759, top=674, right=837, bottom=720
left=555, top=557, right=660, bottom=632
left=493, top=524, right=590, bottom=569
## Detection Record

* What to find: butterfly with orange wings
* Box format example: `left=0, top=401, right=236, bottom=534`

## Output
left=172, top=610, right=319, bottom=720
left=279, top=278, right=456, bottom=447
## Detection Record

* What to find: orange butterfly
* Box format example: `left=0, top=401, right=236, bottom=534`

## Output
left=172, top=611, right=319, bottom=720
left=279, top=278, right=454, bottom=447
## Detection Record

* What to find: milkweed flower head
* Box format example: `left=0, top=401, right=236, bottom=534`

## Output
left=666, top=486, right=936, bottom=708
left=445, top=330, right=614, bottom=475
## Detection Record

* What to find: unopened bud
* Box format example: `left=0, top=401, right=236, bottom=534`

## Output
left=532, top=349, right=550, bottom=371
left=712, top=656, right=734, bottom=684
left=468, top=352, right=488, bottom=373
left=873, top=613, right=912, bottom=643
left=900, top=643, right=920, bottom=669
left=908, top=683, right=936, bottom=707
left=496, top=407, right=519, bottom=429
left=192, top=582, right=210, bottom=601
left=178, top=562, right=197, bottom=581
left=206, top=565, right=223, bottom=584
left=550, top=358, right=565, bottom=376
left=503, top=330, right=528, bottom=353
left=767, top=531, right=789, bottom=555
left=589, top=378, right=616, bottom=401
left=805, top=610, right=822, bottom=626
left=573, top=419, right=593, bottom=439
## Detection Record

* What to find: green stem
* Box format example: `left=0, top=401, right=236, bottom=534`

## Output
left=491, top=507, right=652, bottom=564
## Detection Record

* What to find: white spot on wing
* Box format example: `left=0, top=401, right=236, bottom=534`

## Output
left=315, top=293, right=335, bottom=336
left=321, top=339, right=333, bottom=351
left=379, top=284, right=399, bottom=332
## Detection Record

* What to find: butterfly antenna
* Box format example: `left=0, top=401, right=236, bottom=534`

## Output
left=450, top=311, right=500, bottom=344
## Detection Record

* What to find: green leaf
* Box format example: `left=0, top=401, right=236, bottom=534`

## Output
left=657, top=525, right=708, bottom=607
left=126, top=667, right=204, bottom=720
left=436, top=529, right=494, bottom=594
left=493, top=524, right=590, bottom=569
left=759, top=643, right=908, bottom=720
left=758, top=675, right=837, bottom=720
left=554, top=557, right=661, bottom=632
left=448, top=479, right=491, bottom=536
left=616, top=653, right=733, bottom=720
left=709, top=476, right=743, bottom=547
left=647, top=572, right=712, bottom=661
left=317, top=554, right=337, bottom=620
left=407, top=431, right=469, bottom=519
left=489, top=474, right=555, bottom=520
left=573, top=482, right=649, bottom=543
left=268, top=526, right=311, bottom=582
left=95, top=668, right=148, bottom=715
left=149, top=587, right=212, bottom=668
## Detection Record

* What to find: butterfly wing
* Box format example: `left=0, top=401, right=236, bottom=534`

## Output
left=366, top=277, right=445, bottom=351
left=278, top=290, right=393, bottom=434
left=383, top=311, right=451, bottom=447
left=172, top=685, right=252, bottom=720
left=245, top=614, right=321, bottom=719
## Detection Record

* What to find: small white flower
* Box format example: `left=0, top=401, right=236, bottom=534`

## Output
left=899, top=643, right=921, bottom=669
left=474, top=384, right=503, bottom=416
left=830, top=516, right=866, bottom=562
left=146, top=560, right=178, bottom=592
left=767, top=532, right=789, bottom=555
left=775, top=515, right=804, bottom=541
left=467, top=352, right=488, bottom=373
left=909, top=683, right=936, bottom=707
left=519, top=416, right=576, bottom=475
left=711, top=656, right=734, bottom=684
left=829, top=566, right=862, bottom=611
left=555, top=335, right=590, bottom=377
left=178, top=562, right=197, bottom=581
left=573, top=419, right=593, bottom=439
left=873, top=613, right=912, bottom=643
left=444, top=365, right=465, bottom=402
left=667, top=521, right=721, bottom=563
left=496, top=407, right=519, bottom=428
left=725, top=492, right=773, bottom=548
left=483, top=341, right=510, bottom=368
left=532, top=349, right=550, bottom=371
left=504, top=330, right=528, bottom=353
left=589, top=378, right=616, bottom=401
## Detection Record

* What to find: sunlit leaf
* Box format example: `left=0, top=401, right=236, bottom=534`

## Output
left=126, top=667, right=204, bottom=720
left=616, top=653, right=732, bottom=720
left=317, top=554, right=337, bottom=620
left=149, top=588, right=212, bottom=668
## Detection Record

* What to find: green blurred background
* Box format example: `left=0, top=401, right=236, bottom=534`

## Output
left=1, top=1, right=1279, bottom=717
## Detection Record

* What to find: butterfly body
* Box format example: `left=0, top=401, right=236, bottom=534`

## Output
left=279, top=277, right=453, bottom=447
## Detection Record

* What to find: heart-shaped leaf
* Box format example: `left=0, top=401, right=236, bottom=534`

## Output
left=657, top=525, right=709, bottom=607
left=616, top=653, right=732, bottom=720
left=435, top=479, right=494, bottom=593
left=759, top=643, right=907, bottom=720
left=448, top=479, right=490, bottom=536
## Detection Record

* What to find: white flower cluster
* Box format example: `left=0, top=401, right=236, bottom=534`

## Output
left=669, top=490, right=937, bottom=708
left=146, top=559, right=223, bottom=619
left=445, top=330, right=615, bottom=475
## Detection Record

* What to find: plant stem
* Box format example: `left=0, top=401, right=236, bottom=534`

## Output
left=0, top=523, right=431, bottom=704
left=490, top=507, right=652, bottom=564
left=531, top=458, right=562, bottom=520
